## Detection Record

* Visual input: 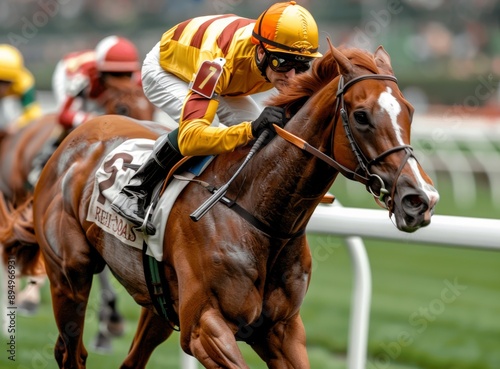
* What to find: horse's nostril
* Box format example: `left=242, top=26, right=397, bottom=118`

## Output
left=115, top=105, right=130, bottom=116
left=403, top=194, right=428, bottom=214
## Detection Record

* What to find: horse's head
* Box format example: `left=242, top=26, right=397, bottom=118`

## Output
left=327, top=44, right=439, bottom=232
left=101, top=76, right=156, bottom=120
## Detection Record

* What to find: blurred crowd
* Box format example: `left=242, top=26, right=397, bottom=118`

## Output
left=0, top=0, right=499, bottom=108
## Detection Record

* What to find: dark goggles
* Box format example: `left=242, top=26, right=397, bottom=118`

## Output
left=267, top=53, right=311, bottom=74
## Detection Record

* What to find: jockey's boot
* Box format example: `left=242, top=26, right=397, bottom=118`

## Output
left=110, top=129, right=183, bottom=235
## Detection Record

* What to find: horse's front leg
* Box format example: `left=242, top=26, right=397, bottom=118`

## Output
left=251, top=313, right=310, bottom=369
left=183, top=308, right=250, bottom=369
left=250, top=237, right=312, bottom=368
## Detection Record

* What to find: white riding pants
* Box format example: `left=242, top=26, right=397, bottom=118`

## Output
left=142, top=42, right=264, bottom=127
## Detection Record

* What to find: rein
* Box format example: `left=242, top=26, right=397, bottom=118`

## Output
left=190, top=73, right=415, bottom=236
left=275, top=73, right=415, bottom=214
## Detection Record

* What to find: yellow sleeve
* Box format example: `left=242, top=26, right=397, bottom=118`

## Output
left=177, top=92, right=253, bottom=156
left=14, top=102, right=42, bottom=128
left=10, top=69, right=42, bottom=128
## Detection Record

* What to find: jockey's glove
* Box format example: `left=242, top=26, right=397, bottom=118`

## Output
left=251, top=106, right=285, bottom=139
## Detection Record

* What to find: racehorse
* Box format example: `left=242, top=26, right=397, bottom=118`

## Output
left=4, top=44, right=438, bottom=368
left=0, top=76, right=155, bottom=349
left=0, top=76, right=155, bottom=205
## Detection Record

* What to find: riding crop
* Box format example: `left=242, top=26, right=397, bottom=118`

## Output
left=190, top=129, right=271, bottom=222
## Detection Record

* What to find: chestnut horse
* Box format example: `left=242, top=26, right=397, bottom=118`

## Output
left=8, top=45, right=438, bottom=368
left=0, top=76, right=155, bottom=348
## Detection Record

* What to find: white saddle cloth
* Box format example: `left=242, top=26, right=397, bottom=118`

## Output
left=86, top=138, right=212, bottom=261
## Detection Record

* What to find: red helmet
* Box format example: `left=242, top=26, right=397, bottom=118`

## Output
left=95, top=35, right=140, bottom=73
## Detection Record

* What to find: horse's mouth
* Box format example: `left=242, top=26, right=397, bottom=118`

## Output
left=391, top=189, right=439, bottom=233
left=381, top=176, right=439, bottom=234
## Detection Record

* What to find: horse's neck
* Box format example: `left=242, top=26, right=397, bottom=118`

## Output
left=241, top=98, right=338, bottom=234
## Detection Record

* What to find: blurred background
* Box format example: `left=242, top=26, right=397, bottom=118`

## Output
left=1, top=1, right=499, bottom=369
left=2, top=0, right=500, bottom=109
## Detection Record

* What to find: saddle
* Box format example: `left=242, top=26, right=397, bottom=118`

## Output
left=86, top=138, right=212, bottom=260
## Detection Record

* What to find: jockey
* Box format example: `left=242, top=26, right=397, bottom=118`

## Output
left=111, top=1, right=322, bottom=233
left=0, top=44, right=42, bottom=131
left=52, top=35, right=141, bottom=130
left=27, top=35, right=141, bottom=187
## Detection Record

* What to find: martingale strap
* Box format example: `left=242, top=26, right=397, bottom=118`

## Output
left=217, top=195, right=306, bottom=240
left=187, top=177, right=306, bottom=239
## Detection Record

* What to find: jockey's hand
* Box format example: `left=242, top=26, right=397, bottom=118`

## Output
left=251, top=106, right=285, bottom=139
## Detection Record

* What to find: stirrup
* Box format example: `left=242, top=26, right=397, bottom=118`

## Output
left=138, top=203, right=156, bottom=235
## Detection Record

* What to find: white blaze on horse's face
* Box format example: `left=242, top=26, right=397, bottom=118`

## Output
left=378, top=87, right=403, bottom=144
left=377, top=86, right=440, bottom=206
left=409, top=159, right=440, bottom=202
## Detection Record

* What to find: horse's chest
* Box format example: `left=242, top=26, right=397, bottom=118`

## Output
left=208, top=247, right=308, bottom=326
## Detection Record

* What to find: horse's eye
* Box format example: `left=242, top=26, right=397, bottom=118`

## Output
left=354, top=111, right=369, bottom=125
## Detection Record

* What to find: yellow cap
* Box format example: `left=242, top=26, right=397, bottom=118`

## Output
left=251, top=1, right=322, bottom=59
left=0, top=44, right=25, bottom=81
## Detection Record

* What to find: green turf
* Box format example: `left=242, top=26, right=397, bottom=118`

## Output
left=1, top=174, right=499, bottom=368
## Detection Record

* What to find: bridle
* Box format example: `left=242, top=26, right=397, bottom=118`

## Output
left=274, top=73, right=415, bottom=214
left=191, top=73, right=415, bottom=237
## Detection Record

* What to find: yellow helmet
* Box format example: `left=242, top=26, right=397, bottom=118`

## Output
left=251, top=1, right=322, bottom=59
left=0, top=44, right=25, bottom=82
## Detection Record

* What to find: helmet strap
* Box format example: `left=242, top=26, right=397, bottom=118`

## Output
left=255, top=44, right=270, bottom=82
left=255, top=9, right=271, bottom=82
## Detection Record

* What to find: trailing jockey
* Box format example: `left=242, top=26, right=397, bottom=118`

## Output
left=28, top=35, right=142, bottom=186
left=0, top=44, right=42, bottom=133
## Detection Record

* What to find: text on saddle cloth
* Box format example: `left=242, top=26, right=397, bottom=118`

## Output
left=86, top=138, right=213, bottom=261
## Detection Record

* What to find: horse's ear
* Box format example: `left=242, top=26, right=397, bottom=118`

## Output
left=374, top=45, right=394, bottom=75
left=327, top=39, right=353, bottom=76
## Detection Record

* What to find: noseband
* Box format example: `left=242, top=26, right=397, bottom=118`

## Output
left=274, top=73, right=415, bottom=213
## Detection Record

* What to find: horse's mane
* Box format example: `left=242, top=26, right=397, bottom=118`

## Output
left=267, top=46, right=380, bottom=115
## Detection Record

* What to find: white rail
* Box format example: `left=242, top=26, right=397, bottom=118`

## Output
left=307, top=202, right=500, bottom=369
left=309, top=202, right=500, bottom=250
left=405, top=116, right=500, bottom=209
